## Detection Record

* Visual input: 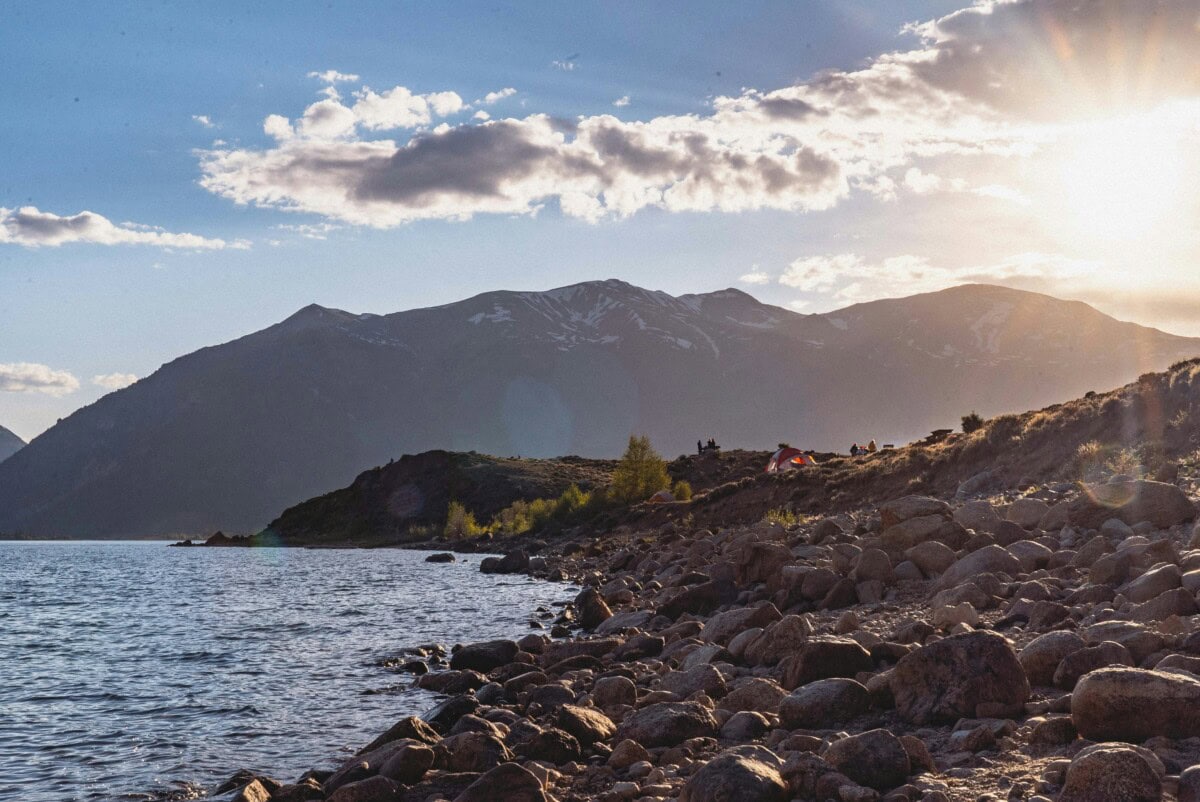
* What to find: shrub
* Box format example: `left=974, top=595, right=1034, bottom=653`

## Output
left=609, top=434, right=670, bottom=504
left=444, top=500, right=483, bottom=539
left=762, top=507, right=800, bottom=527
left=961, top=411, right=985, bottom=433
left=671, top=480, right=693, bottom=501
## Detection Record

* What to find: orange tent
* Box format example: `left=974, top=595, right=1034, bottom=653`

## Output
left=765, top=447, right=817, bottom=473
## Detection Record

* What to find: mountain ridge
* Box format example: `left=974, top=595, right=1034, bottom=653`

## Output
left=0, top=425, right=24, bottom=465
left=1, top=279, right=1197, bottom=538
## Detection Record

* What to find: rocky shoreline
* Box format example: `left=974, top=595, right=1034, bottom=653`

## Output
left=202, top=477, right=1200, bottom=802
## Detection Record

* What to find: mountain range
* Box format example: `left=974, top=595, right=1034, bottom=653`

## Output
left=1, top=279, right=1197, bottom=538
left=0, top=425, right=24, bottom=465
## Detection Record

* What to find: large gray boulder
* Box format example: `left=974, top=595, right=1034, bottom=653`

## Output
left=779, top=678, right=870, bottom=729
left=678, top=748, right=789, bottom=802
left=1019, top=631, right=1086, bottom=687
left=1069, top=480, right=1196, bottom=529
left=880, top=496, right=951, bottom=527
left=891, top=631, right=1029, bottom=724
left=1073, top=667, right=1200, bottom=741
left=449, top=639, right=519, bottom=673
left=614, top=701, right=718, bottom=747
left=822, top=729, right=910, bottom=791
left=1057, top=744, right=1163, bottom=802
left=934, top=545, right=1021, bottom=591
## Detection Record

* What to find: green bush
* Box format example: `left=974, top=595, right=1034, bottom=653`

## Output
left=961, top=411, right=985, bottom=433
left=671, top=480, right=693, bottom=501
left=609, top=434, right=670, bottom=504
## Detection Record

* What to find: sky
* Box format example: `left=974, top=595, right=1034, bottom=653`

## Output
left=4, top=0, right=1200, bottom=442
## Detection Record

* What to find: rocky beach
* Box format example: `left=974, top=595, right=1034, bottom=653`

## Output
left=206, top=470, right=1200, bottom=802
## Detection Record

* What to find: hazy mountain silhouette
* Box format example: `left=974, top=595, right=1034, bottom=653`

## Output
left=1, top=280, right=1196, bottom=538
left=0, top=425, right=24, bottom=465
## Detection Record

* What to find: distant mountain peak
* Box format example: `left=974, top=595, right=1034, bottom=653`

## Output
left=0, top=425, right=24, bottom=465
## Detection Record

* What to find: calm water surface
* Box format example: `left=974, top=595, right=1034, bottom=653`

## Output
left=0, top=542, right=567, bottom=801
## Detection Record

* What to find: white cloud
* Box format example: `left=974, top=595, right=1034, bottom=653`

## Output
left=739, top=268, right=771, bottom=285
left=473, top=110, right=490, bottom=121
left=92, top=373, right=138, bottom=390
left=192, top=114, right=215, bottom=128
left=0, top=363, right=80, bottom=396
left=551, top=60, right=576, bottom=71
left=197, top=2, right=1200, bottom=229
left=0, top=207, right=250, bottom=250
left=308, top=69, right=360, bottom=84
left=274, top=222, right=342, bottom=240
left=482, top=88, right=517, bottom=105
left=972, top=184, right=1032, bottom=205
left=781, top=251, right=1097, bottom=305
left=613, top=95, right=630, bottom=108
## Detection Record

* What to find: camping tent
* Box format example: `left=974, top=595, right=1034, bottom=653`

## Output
left=647, top=489, right=676, bottom=503
left=765, top=447, right=817, bottom=473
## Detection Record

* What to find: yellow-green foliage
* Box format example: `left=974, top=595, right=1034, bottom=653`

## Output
left=1072, top=440, right=1142, bottom=481
left=671, top=480, right=693, bottom=501
left=609, top=434, right=670, bottom=504
left=444, top=500, right=484, bottom=539
left=762, top=507, right=800, bottom=526
left=482, top=483, right=601, bottom=537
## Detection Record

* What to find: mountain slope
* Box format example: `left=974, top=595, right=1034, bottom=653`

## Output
left=0, top=425, right=24, bottom=464
left=1, top=280, right=1197, bottom=538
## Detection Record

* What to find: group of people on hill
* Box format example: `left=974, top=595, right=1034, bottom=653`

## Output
left=850, top=439, right=877, bottom=456
left=697, top=438, right=720, bottom=455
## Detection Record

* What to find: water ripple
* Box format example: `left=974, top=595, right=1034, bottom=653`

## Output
left=0, top=541, right=563, bottom=801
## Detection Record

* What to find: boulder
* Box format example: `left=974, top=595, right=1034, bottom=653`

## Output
left=891, top=631, right=1029, bottom=724
left=1007, top=540, right=1053, bottom=571
left=595, top=609, right=656, bottom=635
left=1058, top=744, right=1163, bottom=802
left=1007, top=497, right=1050, bottom=529
left=719, top=678, right=788, bottom=714
left=1019, top=631, right=1086, bottom=687
left=880, top=515, right=945, bottom=551
left=327, top=777, right=399, bottom=802
left=661, top=664, right=727, bottom=699
left=905, top=540, right=957, bottom=577
left=702, top=603, right=782, bottom=645
left=743, top=614, right=813, bottom=666
left=1073, top=667, right=1200, bottom=741
left=358, top=716, right=441, bottom=753
left=592, top=675, right=637, bottom=709
left=779, top=678, right=870, bottom=729
left=954, top=500, right=1001, bottom=534
left=1069, top=480, right=1196, bottom=529
left=735, top=541, right=794, bottom=589
left=479, top=550, right=529, bottom=574
left=453, top=763, right=546, bottom=802
left=557, top=704, right=615, bottom=746
left=1083, top=622, right=1166, bottom=663
left=1123, top=564, right=1182, bottom=603
left=514, top=726, right=581, bottom=764
left=678, top=749, right=789, bottom=802
left=934, top=545, right=1021, bottom=590
left=720, top=710, right=773, bottom=741
left=851, top=549, right=894, bottom=584
left=575, top=587, right=613, bottom=630
left=779, top=637, right=874, bottom=690
left=614, top=701, right=719, bottom=747
left=377, top=740, right=434, bottom=785
left=880, top=496, right=950, bottom=527
left=822, top=729, right=910, bottom=791
left=449, top=639, right=519, bottom=673
left=1130, top=587, right=1198, bottom=622
left=433, top=732, right=512, bottom=772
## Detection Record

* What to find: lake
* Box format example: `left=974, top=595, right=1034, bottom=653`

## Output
left=0, top=541, right=566, bottom=801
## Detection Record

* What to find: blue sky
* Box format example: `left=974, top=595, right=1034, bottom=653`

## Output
left=5, top=0, right=1200, bottom=440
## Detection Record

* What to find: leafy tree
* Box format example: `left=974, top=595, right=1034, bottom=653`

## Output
left=610, top=434, right=670, bottom=504
left=671, top=480, right=693, bottom=501
left=961, top=411, right=985, bottom=433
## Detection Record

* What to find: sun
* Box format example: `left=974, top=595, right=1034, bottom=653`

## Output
left=1057, top=116, right=1186, bottom=244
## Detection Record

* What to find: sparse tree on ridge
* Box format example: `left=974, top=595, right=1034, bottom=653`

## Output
left=610, top=434, right=670, bottom=504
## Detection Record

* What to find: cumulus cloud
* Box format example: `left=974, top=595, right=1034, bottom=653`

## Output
left=197, top=0, right=1200, bottom=229
left=613, top=95, right=630, bottom=108
left=908, top=0, right=1200, bottom=121
left=92, top=373, right=138, bottom=390
left=0, top=363, right=80, bottom=396
left=551, top=59, right=576, bottom=71
left=308, top=69, right=360, bottom=84
left=192, top=114, right=215, bottom=128
left=739, top=268, right=770, bottom=285
left=782, top=251, right=1097, bottom=305
left=0, top=207, right=250, bottom=250
left=482, top=88, right=517, bottom=105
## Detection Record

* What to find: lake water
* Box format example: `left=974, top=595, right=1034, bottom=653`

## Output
left=0, top=542, right=567, bottom=801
